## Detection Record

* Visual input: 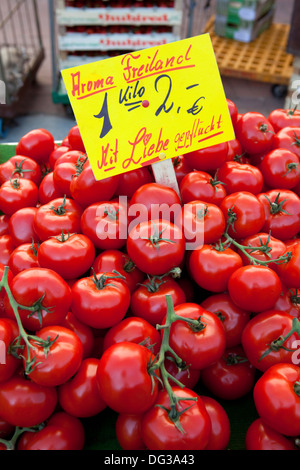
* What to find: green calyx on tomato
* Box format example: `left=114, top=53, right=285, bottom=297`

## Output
left=50, top=194, right=68, bottom=215
left=144, top=221, right=177, bottom=254
left=259, top=316, right=300, bottom=362
left=264, top=192, right=291, bottom=215
left=90, top=268, right=126, bottom=290
left=11, top=158, right=33, bottom=178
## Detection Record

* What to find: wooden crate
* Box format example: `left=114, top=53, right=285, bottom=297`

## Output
left=205, top=17, right=294, bottom=86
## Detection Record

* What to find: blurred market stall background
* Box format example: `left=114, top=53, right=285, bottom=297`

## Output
left=0, top=0, right=297, bottom=142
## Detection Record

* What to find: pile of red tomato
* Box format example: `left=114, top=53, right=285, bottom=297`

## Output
left=0, top=99, right=300, bottom=451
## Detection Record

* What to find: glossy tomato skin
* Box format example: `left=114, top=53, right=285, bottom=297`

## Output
left=38, top=171, right=64, bottom=204
left=188, top=244, right=243, bottom=293
left=241, top=310, right=299, bottom=372
left=17, top=412, right=85, bottom=451
left=268, top=108, right=300, bottom=133
left=228, top=265, right=282, bottom=313
left=237, top=232, right=287, bottom=270
left=184, top=142, right=229, bottom=174
left=201, top=292, right=251, bottom=348
left=71, top=272, right=131, bottom=329
left=24, top=325, right=83, bottom=387
left=16, top=129, right=55, bottom=164
left=68, top=125, right=85, bottom=152
left=92, top=250, right=145, bottom=293
left=97, top=342, right=159, bottom=414
left=141, top=387, right=212, bottom=450
left=220, top=191, right=265, bottom=239
left=33, top=197, right=83, bottom=242
left=227, top=98, right=238, bottom=127
left=235, top=112, right=275, bottom=155
left=8, top=242, right=39, bottom=275
left=48, top=145, right=70, bottom=170
left=259, top=148, right=300, bottom=189
left=257, top=189, right=300, bottom=240
left=116, top=414, right=147, bottom=450
left=81, top=200, right=128, bottom=250
left=0, top=235, right=16, bottom=265
left=37, top=232, right=95, bottom=280
left=167, top=303, right=226, bottom=370
left=201, top=396, right=231, bottom=450
left=129, top=182, right=181, bottom=225
left=276, top=242, right=300, bottom=288
left=62, top=311, right=95, bottom=359
left=175, top=200, right=226, bottom=246
left=0, top=155, right=42, bottom=186
left=0, top=319, right=19, bottom=383
left=180, top=171, right=227, bottom=206
left=114, top=167, right=153, bottom=199
left=70, top=165, right=120, bottom=209
left=103, top=316, right=162, bottom=356
left=273, top=285, right=300, bottom=318
left=172, top=156, right=192, bottom=185
left=272, top=126, right=300, bottom=158
left=163, top=356, right=201, bottom=390
left=0, top=178, right=38, bottom=216
left=217, top=161, right=263, bottom=195
left=53, top=150, right=87, bottom=197
left=130, top=278, right=186, bottom=327
left=0, top=375, right=57, bottom=428
left=0, top=215, right=9, bottom=236
left=245, top=418, right=297, bottom=450
left=8, top=207, right=39, bottom=246
left=127, top=219, right=185, bottom=276
left=3, top=267, right=72, bottom=331
left=253, top=363, right=300, bottom=436
left=58, top=358, right=106, bottom=418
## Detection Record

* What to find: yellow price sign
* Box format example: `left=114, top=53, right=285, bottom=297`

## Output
left=62, top=33, right=235, bottom=181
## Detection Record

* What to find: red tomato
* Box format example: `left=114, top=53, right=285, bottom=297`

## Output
left=0, top=155, right=42, bottom=186
left=38, top=171, right=64, bottom=204
left=8, top=242, right=40, bottom=275
left=81, top=200, right=128, bottom=250
left=0, top=318, right=19, bottom=383
left=0, top=375, right=57, bottom=427
left=272, top=126, right=300, bottom=158
left=141, top=387, right=211, bottom=450
left=201, top=292, right=251, bottom=348
left=103, top=316, right=162, bottom=355
left=33, top=196, right=83, bottom=241
left=97, top=342, right=159, bottom=414
left=129, top=182, right=181, bottom=225
left=200, top=345, right=256, bottom=400
left=242, top=309, right=299, bottom=372
left=228, top=265, right=282, bottom=313
left=8, top=207, right=39, bottom=246
left=273, top=285, right=300, bottom=318
left=62, top=311, right=95, bottom=359
left=16, top=129, right=55, bottom=164
left=175, top=200, right=225, bottom=246
left=24, top=325, right=83, bottom=387
left=276, top=242, right=300, bottom=288
left=130, top=277, right=186, bottom=327
left=70, top=165, right=119, bottom=209
left=226, top=139, right=245, bottom=162
left=220, top=191, right=266, bottom=239
left=37, top=232, right=95, bottom=280
left=259, top=148, right=300, bottom=189
left=17, top=412, right=85, bottom=451
left=167, top=303, right=226, bottom=370
left=3, top=267, right=72, bottom=331
left=53, top=150, right=87, bottom=197
left=116, top=414, right=147, bottom=450
left=92, top=250, right=145, bottom=293
left=201, top=396, right=231, bottom=450
left=234, top=112, right=275, bottom=154
left=0, top=178, right=38, bottom=216
left=68, top=125, right=85, bottom=152
left=114, top=167, right=153, bottom=198
left=163, top=356, right=201, bottom=390
left=0, top=215, right=9, bottom=236
left=48, top=145, right=70, bottom=170
left=184, top=142, right=229, bottom=174
left=227, top=98, right=238, bottom=127
left=127, top=219, right=185, bottom=276
left=172, top=156, right=192, bottom=184
left=217, top=161, right=263, bottom=195
left=245, top=418, right=297, bottom=450
left=180, top=171, right=227, bottom=206
left=58, top=358, right=106, bottom=418
left=0, top=235, right=15, bottom=265
left=257, top=189, right=300, bottom=240
left=268, top=108, right=300, bottom=133
left=237, top=232, right=287, bottom=270
left=253, top=363, right=300, bottom=436
left=188, top=244, right=243, bottom=293
left=71, top=271, right=131, bottom=329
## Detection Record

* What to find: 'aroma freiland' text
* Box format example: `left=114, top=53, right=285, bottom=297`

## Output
left=70, top=42, right=194, bottom=99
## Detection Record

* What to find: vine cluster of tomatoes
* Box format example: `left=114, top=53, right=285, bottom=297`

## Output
left=0, top=100, right=300, bottom=450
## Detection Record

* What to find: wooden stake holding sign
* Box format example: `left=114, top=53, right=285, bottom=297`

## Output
left=61, top=34, right=234, bottom=198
